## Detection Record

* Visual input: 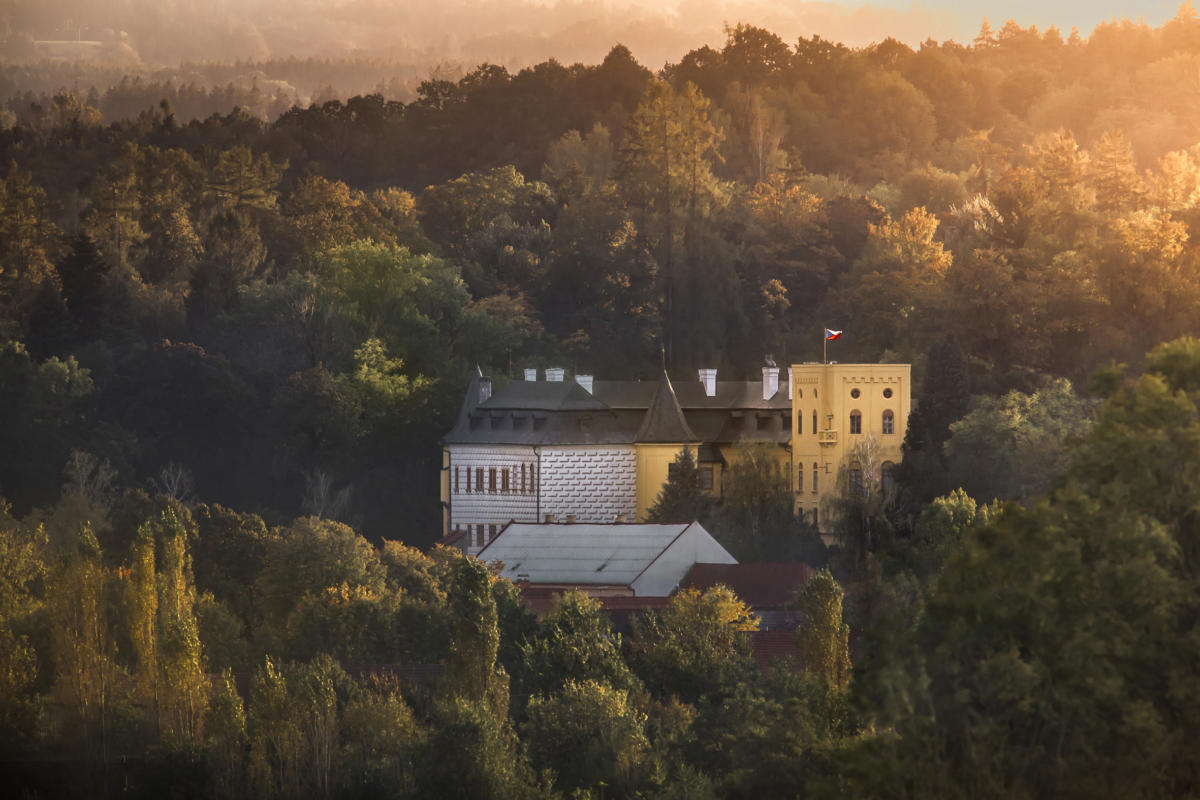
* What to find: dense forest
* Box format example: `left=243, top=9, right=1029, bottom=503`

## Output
left=5, top=7, right=1200, bottom=797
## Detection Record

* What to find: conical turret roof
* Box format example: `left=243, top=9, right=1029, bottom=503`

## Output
left=635, top=370, right=698, bottom=443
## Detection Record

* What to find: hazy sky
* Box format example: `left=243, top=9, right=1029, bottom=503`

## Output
left=5, top=0, right=1194, bottom=71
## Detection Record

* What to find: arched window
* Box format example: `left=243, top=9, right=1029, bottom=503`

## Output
left=796, top=410, right=802, bottom=435
left=882, top=409, right=895, bottom=435
left=797, top=467, right=804, bottom=493
left=881, top=461, right=895, bottom=495
left=812, top=462, right=818, bottom=494
left=812, top=410, right=817, bottom=435
left=848, top=460, right=864, bottom=496
left=849, top=411, right=862, bottom=435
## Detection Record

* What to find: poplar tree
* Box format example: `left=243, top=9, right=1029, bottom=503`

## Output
left=796, top=568, right=851, bottom=692
left=156, top=507, right=208, bottom=746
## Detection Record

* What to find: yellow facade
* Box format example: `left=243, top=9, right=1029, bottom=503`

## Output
left=790, top=363, right=910, bottom=530
left=636, top=443, right=689, bottom=520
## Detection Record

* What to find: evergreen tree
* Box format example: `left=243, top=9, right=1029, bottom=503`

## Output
left=647, top=446, right=714, bottom=523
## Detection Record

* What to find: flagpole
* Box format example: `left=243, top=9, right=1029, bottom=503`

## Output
left=823, top=326, right=827, bottom=364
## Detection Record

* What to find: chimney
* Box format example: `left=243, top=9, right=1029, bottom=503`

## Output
left=478, top=376, right=493, bottom=404
left=575, top=374, right=594, bottom=394
left=762, top=367, right=779, bottom=400
left=524, top=368, right=537, bottom=381
left=787, top=368, right=793, bottom=400
left=699, top=368, right=717, bottom=397
left=546, top=367, right=565, bottom=382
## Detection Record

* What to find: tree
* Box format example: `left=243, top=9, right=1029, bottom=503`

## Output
left=443, top=556, right=510, bottom=721
left=647, top=446, right=714, bottom=523
left=946, top=377, right=1095, bottom=502
left=627, top=586, right=758, bottom=704
left=522, top=679, right=649, bottom=797
left=620, top=79, right=725, bottom=365
left=155, top=507, right=208, bottom=746
left=795, top=569, right=851, bottom=692
left=516, top=590, right=636, bottom=701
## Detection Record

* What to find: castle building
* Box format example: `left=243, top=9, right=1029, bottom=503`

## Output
left=789, top=363, right=911, bottom=529
left=441, top=361, right=909, bottom=554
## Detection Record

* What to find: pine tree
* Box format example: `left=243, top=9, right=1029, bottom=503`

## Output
left=647, top=446, right=714, bottom=523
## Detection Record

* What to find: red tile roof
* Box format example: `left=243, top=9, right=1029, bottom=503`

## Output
left=681, top=562, right=816, bottom=609
left=751, top=630, right=802, bottom=671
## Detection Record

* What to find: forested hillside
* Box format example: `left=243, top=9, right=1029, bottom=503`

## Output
left=5, top=10, right=1200, bottom=797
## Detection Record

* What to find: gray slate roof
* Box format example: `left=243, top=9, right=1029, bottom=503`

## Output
left=477, top=522, right=693, bottom=586
left=443, top=369, right=792, bottom=446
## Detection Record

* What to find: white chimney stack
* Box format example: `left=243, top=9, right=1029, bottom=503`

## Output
left=787, top=368, right=793, bottom=400
left=576, top=374, right=594, bottom=394
left=479, top=376, right=493, bottom=403
left=699, top=368, right=717, bottom=397
left=762, top=367, right=779, bottom=400
left=546, top=367, right=565, bottom=382
left=524, top=368, right=537, bottom=381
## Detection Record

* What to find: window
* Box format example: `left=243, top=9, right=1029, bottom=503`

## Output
left=850, top=388, right=860, bottom=399
left=796, top=388, right=802, bottom=399
left=798, top=469, right=804, bottom=493
left=882, top=409, right=894, bottom=435
left=475, top=468, right=483, bottom=493
left=530, top=466, right=536, bottom=494
left=883, top=387, right=893, bottom=398
left=475, top=525, right=484, bottom=548
left=812, top=462, right=818, bottom=494
left=700, top=466, right=714, bottom=491
left=502, top=468, right=510, bottom=493
left=489, top=524, right=497, bottom=540
left=882, top=461, right=895, bottom=495
left=796, top=411, right=802, bottom=435
left=849, top=411, right=862, bottom=434
left=521, top=463, right=527, bottom=494
left=812, top=410, right=817, bottom=435
left=849, top=463, right=864, bottom=496
left=757, top=414, right=770, bottom=431
left=455, top=466, right=460, bottom=494
left=488, top=468, right=497, bottom=493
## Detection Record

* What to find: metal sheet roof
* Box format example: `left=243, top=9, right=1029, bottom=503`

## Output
left=477, top=522, right=692, bottom=586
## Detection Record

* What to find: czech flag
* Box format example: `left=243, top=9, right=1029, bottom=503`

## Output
left=825, top=329, right=843, bottom=341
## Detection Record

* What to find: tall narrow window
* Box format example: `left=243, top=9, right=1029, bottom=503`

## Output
left=849, top=411, right=862, bottom=434
left=812, top=410, right=817, bottom=435
left=455, top=466, right=460, bottom=494
left=466, top=467, right=472, bottom=493
left=530, top=465, right=536, bottom=494
left=489, top=524, right=497, bottom=540
left=488, top=467, right=497, bottom=493
left=796, top=411, right=802, bottom=435
left=476, top=468, right=484, bottom=493
left=475, top=525, right=484, bottom=548
left=502, top=468, right=510, bottom=493
left=798, top=469, right=804, bottom=493
left=812, top=462, right=818, bottom=494
left=882, top=461, right=896, bottom=495
left=521, top=463, right=527, bottom=494
left=882, top=409, right=895, bottom=435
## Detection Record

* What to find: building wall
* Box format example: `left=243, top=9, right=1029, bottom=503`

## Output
left=539, top=445, right=637, bottom=523
left=790, top=363, right=911, bottom=531
left=635, top=443, right=689, bottom=520
left=632, top=522, right=737, bottom=596
left=446, top=444, right=539, bottom=554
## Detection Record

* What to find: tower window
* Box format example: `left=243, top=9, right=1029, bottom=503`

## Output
left=849, top=411, right=862, bottom=435
left=812, top=462, right=818, bottom=494
left=882, top=410, right=895, bottom=435
left=850, top=388, right=860, bottom=399
left=883, top=387, right=893, bottom=398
